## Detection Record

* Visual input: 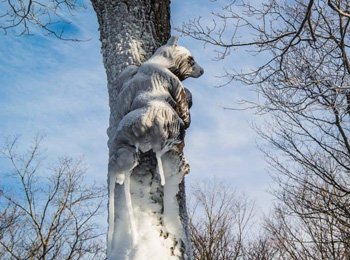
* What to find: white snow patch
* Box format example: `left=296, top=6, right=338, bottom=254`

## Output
left=108, top=174, right=183, bottom=260
left=163, top=173, right=183, bottom=243
left=108, top=172, right=116, bottom=256
left=124, top=171, right=138, bottom=246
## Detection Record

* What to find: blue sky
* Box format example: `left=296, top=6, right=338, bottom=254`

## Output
left=0, top=0, right=274, bottom=215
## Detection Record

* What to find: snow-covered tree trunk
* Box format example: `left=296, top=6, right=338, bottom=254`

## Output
left=91, top=1, right=193, bottom=259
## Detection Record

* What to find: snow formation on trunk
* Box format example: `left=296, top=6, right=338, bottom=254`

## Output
left=107, top=37, right=203, bottom=259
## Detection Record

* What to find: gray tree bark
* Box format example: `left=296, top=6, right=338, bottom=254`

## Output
left=90, top=1, right=193, bottom=259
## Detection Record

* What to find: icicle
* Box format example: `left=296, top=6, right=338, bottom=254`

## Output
left=124, top=171, right=138, bottom=246
left=107, top=172, right=116, bottom=255
left=135, top=142, right=139, bottom=153
left=156, top=152, right=166, bottom=186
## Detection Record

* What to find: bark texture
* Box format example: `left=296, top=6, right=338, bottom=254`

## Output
left=91, top=0, right=193, bottom=259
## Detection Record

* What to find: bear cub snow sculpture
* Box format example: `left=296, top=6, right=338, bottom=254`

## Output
left=107, top=36, right=203, bottom=249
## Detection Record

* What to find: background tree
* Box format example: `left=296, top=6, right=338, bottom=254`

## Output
left=179, top=0, right=350, bottom=258
left=243, top=235, right=277, bottom=260
left=188, top=180, right=255, bottom=260
left=262, top=176, right=350, bottom=259
left=0, top=135, right=106, bottom=260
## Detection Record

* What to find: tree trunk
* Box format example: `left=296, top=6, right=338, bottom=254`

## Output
left=91, top=1, right=193, bottom=259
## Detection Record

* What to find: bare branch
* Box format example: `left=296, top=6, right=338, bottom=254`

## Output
left=0, top=136, right=106, bottom=259
left=0, top=0, right=89, bottom=40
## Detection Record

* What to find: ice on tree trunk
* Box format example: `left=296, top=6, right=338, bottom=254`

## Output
left=106, top=36, right=203, bottom=260
left=108, top=170, right=138, bottom=255
left=163, top=172, right=185, bottom=240
left=124, top=171, right=138, bottom=246
left=107, top=172, right=115, bottom=255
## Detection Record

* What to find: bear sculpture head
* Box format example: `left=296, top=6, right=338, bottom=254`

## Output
left=148, top=36, right=204, bottom=81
